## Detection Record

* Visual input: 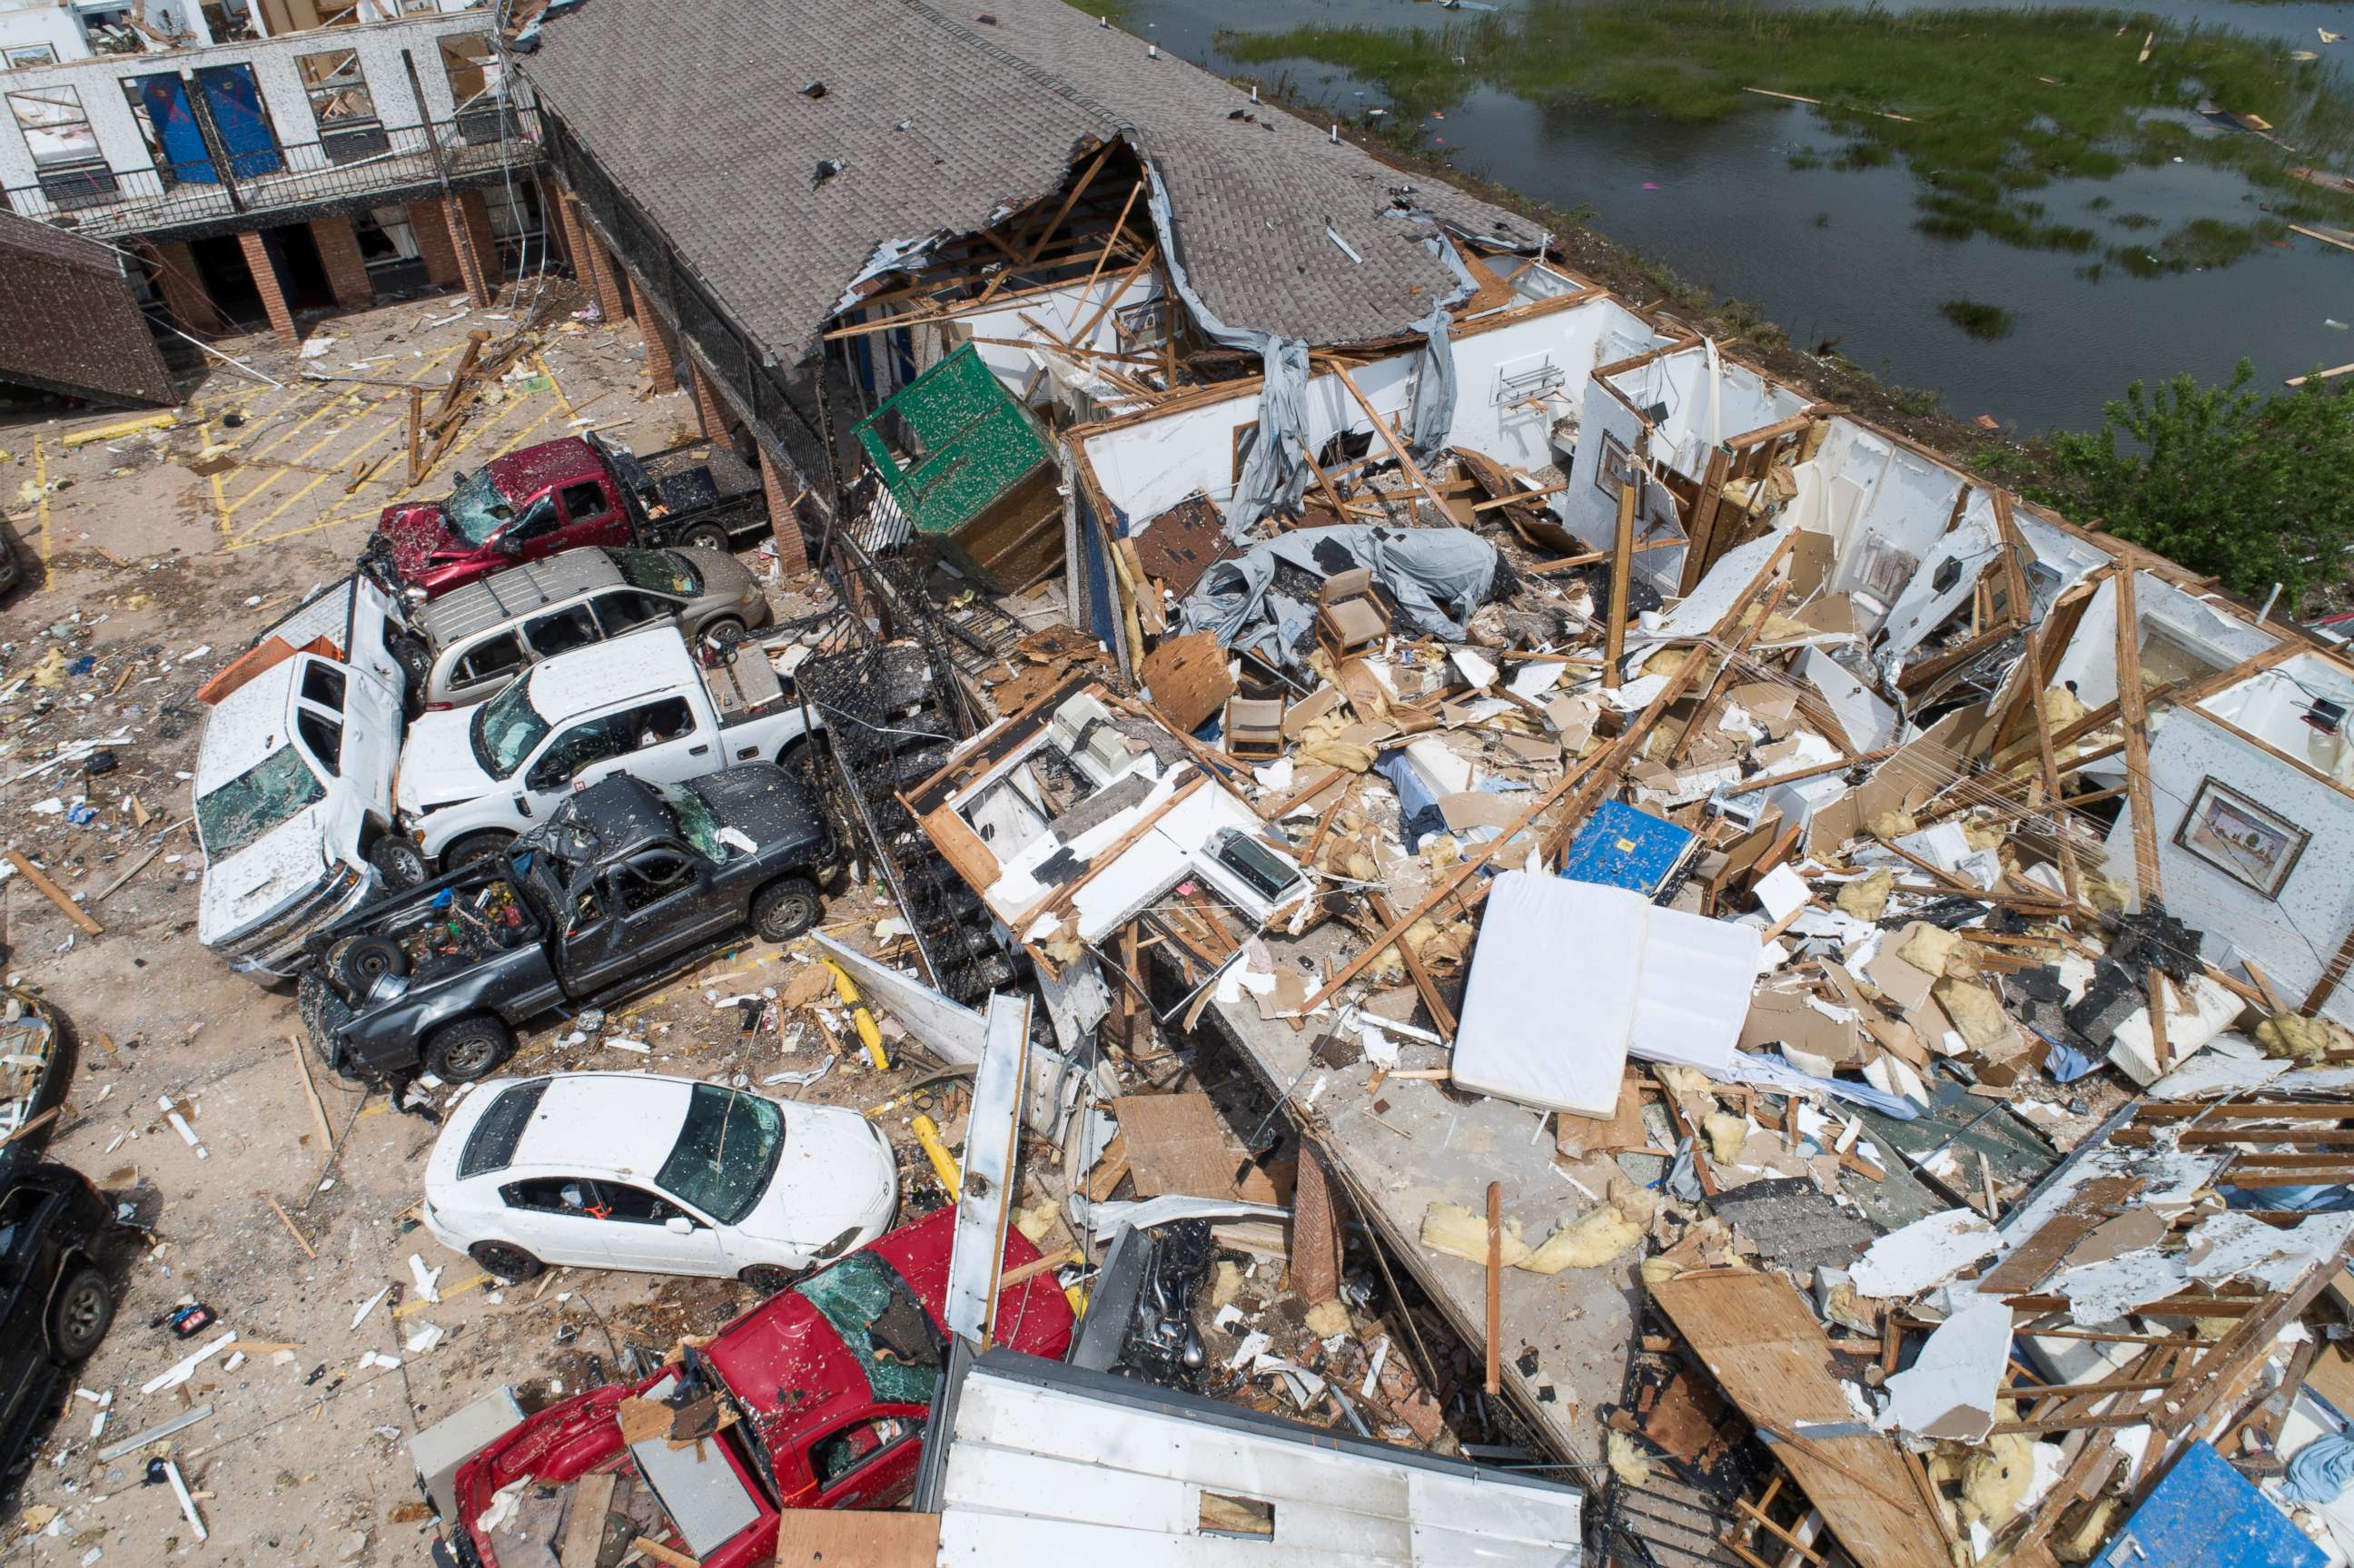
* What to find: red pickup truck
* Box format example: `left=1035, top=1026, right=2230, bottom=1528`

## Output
left=448, top=1207, right=1073, bottom=1568
left=370, top=434, right=769, bottom=601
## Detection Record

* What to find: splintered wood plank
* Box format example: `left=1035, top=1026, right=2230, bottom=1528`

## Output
left=1111, top=1092, right=1276, bottom=1203
left=556, top=1469, right=617, bottom=1568
left=1648, top=1267, right=1953, bottom=1568
left=1977, top=1175, right=2146, bottom=1294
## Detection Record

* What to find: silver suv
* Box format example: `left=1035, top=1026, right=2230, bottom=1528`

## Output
left=394, top=547, right=771, bottom=711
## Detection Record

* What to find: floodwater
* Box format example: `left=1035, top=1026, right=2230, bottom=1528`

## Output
left=1118, top=0, right=2354, bottom=433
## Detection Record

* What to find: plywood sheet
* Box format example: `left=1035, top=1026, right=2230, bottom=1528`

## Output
left=1138, top=632, right=1234, bottom=735
left=1648, top=1267, right=1953, bottom=1568
left=1978, top=1174, right=2145, bottom=1295
left=1130, top=491, right=1233, bottom=597
left=1111, top=1091, right=1277, bottom=1202
left=774, top=1510, right=940, bottom=1567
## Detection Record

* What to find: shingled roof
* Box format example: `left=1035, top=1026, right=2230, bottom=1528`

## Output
left=520, top=0, right=1540, bottom=363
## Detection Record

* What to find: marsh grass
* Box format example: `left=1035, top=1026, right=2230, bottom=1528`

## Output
left=1942, top=298, right=2018, bottom=338
left=1220, top=2, right=2354, bottom=268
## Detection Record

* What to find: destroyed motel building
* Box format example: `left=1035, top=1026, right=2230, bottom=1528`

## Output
left=81, top=0, right=2354, bottom=1559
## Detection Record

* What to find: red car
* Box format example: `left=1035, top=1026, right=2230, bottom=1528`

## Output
left=449, top=1207, right=1073, bottom=1568
left=371, top=435, right=766, bottom=601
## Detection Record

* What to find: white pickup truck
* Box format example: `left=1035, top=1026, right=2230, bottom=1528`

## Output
left=394, top=626, right=821, bottom=871
left=194, top=576, right=415, bottom=979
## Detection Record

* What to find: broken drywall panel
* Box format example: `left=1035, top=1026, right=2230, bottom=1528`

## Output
left=1647, top=526, right=1797, bottom=644
left=2184, top=1212, right=2354, bottom=1294
left=2103, top=707, right=2354, bottom=1031
left=2106, top=970, right=2247, bottom=1086
left=1874, top=1298, right=2013, bottom=1443
left=2052, top=1250, right=2188, bottom=1325
left=1850, top=1208, right=2001, bottom=1299
left=2146, top=1037, right=2289, bottom=1100
left=1791, top=646, right=1896, bottom=752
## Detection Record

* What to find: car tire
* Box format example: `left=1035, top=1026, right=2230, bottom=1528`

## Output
left=738, top=1264, right=803, bottom=1296
left=424, top=1015, right=512, bottom=1082
left=368, top=836, right=430, bottom=892
left=679, top=520, right=733, bottom=554
left=331, top=934, right=409, bottom=1001
left=470, top=1241, right=543, bottom=1283
left=752, top=876, right=824, bottom=942
left=441, top=832, right=515, bottom=873
left=391, top=636, right=431, bottom=695
left=47, top=1266, right=113, bottom=1363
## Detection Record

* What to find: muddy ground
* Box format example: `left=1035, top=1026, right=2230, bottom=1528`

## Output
left=0, top=278, right=976, bottom=1568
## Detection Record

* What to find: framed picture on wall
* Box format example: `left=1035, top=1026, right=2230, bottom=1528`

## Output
left=2174, top=777, right=2309, bottom=901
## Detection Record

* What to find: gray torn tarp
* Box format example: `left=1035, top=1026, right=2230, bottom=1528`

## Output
left=1141, top=158, right=1310, bottom=540
left=1178, top=523, right=1501, bottom=667
left=1404, top=229, right=1478, bottom=458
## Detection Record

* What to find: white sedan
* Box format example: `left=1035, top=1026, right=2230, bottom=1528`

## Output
left=421, top=1072, right=899, bottom=1290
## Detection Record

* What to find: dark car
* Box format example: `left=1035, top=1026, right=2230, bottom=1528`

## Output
left=298, top=764, right=834, bottom=1085
left=0, top=1164, right=118, bottom=1482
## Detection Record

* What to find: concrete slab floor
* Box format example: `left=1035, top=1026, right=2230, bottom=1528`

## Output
left=0, top=290, right=965, bottom=1568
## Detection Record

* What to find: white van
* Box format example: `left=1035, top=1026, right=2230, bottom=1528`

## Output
left=193, top=577, right=412, bottom=979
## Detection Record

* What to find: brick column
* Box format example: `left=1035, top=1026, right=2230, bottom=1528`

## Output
left=1289, top=1143, right=1344, bottom=1305
left=408, top=199, right=461, bottom=288
left=587, top=229, right=629, bottom=327
left=308, top=214, right=375, bottom=311
left=145, top=240, right=223, bottom=338
left=458, top=191, right=499, bottom=288
left=539, top=176, right=575, bottom=268
left=235, top=229, right=299, bottom=350
left=629, top=278, right=678, bottom=394
left=441, top=193, right=492, bottom=309
left=758, top=445, right=809, bottom=576
left=555, top=190, right=598, bottom=296
left=688, top=360, right=733, bottom=443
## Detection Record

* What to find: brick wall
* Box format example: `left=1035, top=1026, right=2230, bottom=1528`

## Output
left=458, top=192, right=499, bottom=288
left=630, top=278, right=678, bottom=394
left=0, top=212, right=175, bottom=407
left=408, top=200, right=461, bottom=289
left=144, top=240, right=227, bottom=338
left=309, top=215, right=375, bottom=311
left=236, top=230, right=300, bottom=349
left=758, top=445, right=809, bottom=575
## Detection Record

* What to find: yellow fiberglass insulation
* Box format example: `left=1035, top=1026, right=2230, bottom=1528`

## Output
left=1521, top=1204, right=1643, bottom=1274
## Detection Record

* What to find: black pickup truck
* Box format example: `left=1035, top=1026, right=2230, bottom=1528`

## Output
left=297, top=764, right=833, bottom=1085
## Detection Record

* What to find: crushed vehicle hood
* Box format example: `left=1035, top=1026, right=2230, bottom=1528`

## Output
left=397, top=709, right=496, bottom=815
left=198, top=802, right=336, bottom=947
left=374, top=502, right=450, bottom=581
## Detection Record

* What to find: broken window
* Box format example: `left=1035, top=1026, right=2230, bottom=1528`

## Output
left=438, top=33, right=504, bottom=143
left=458, top=1079, right=546, bottom=1177
left=793, top=1252, right=944, bottom=1406
left=1596, top=430, right=1633, bottom=498
left=1197, top=1492, right=1275, bottom=1539
left=8, top=84, right=110, bottom=202
left=656, top=1084, right=784, bottom=1225
left=193, top=745, right=325, bottom=860
left=296, top=48, right=386, bottom=163
left=810, top=1417, right=915, bottom=1490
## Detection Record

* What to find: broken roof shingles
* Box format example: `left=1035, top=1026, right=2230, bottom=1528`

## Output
left=521, top=0, right=1535, bottom=360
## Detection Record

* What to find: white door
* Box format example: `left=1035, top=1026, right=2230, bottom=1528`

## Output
left=571, top=696, right=711, bottom=793
left=498, top=1178, right=620, bottom=1268
left=595, top=1182, right=729, bottom=1276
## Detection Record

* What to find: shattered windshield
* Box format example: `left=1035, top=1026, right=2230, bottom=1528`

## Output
left=794, top=1251, right=943, bottom=1406
left=660, top=783, right=731, bottom=864
left=656, top=1084, right=785, bottom=1226
left=471, top=675, right=551, bottom=779
left=611, top=548, right=699, bottom=596
left=195, top=745, right=325, bottom=859
left=443, top=468, right=514, bottom=547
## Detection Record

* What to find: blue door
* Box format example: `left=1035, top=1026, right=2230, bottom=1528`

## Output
left=132, top=74, right=213, bottom=184
left=193, top=64, right=282, bottom=180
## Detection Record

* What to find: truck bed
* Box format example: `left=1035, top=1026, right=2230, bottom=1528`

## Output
left=702, top=646, right=788, bottom=725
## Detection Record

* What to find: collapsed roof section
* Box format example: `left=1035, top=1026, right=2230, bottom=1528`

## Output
left=520, top=0, right=1537, bottom=367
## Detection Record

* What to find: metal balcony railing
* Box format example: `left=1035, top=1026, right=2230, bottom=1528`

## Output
left=3, top=104, right=541, bottom=242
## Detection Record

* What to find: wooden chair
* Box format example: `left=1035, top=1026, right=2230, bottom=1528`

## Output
left=1223, top=696, right=1287, bottom=762
left=1314, top=567, right=1389, bottom=664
